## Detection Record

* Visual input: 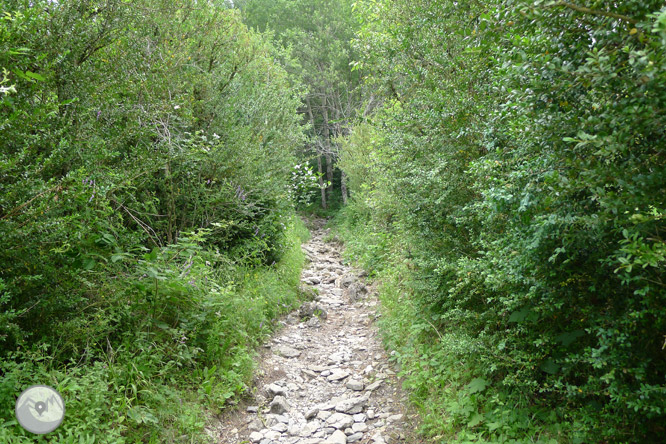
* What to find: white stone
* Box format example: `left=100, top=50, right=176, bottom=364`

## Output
left=347, top=432, right=363, bottom=443
left=346, top=379, right=364, bottom=391
left=317, top=410, right=333, bottom=421
left=264, top=430, right=281, bottom=440
left=248, top=418, right=263, bottom=432
left=335, top=395, right=368, bottom=414
left=327, top=369, right=350, bottom=382
left=276, top=345, right=302, bottom=358
left=323, top=430, right=347, bottom=444
left=269, top=396, right=290, bottom=414
left=351, top=422, right=368, bottom=433
left=352, top=413, right=366, bottom=422
left=388, top=414, right=403, bottom=422
left=267, top=383, right=286, bottom=398
left=326, top=412, right=354, bottom=429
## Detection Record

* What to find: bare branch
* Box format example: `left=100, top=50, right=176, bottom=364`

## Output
left=548, top=1, right=638, bottom=25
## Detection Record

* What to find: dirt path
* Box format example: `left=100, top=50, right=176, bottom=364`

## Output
left=213, top=219, right=417, bottom=444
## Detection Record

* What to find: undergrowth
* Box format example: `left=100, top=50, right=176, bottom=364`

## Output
left=331, top=205, right=577, bottom=444
left=0, top=217, right=309, bottom=443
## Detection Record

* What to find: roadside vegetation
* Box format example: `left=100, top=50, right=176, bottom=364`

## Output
left=333, top=1, right=666, bottom=443
left=1, top=1, right=309, bottom=441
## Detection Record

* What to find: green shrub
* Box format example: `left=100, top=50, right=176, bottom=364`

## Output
left=340, top=0, right=666, bottom=441
left=0, top=0, right=308, bottom=440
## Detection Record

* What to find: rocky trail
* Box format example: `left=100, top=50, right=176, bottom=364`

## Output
left=213, top=220, right=418, bottom=444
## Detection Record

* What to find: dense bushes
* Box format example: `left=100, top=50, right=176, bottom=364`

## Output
left=1, top=0, right=308, bottom=441
left=338, top=0, right=666, bottom=442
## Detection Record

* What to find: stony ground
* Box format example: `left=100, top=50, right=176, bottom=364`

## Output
left=211, top=219, right=419, bottom=444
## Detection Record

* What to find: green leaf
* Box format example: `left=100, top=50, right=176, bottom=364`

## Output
left=154, top=320, right=169, bottom=330
left=59, top=98, right=78, bottom=106
left=83, top=258, right=96, bottom=270
left=467, top=378, right=489, bottom=394
left=540, top=359, right=559, bottom=374
left=508, top=308, right=530, bottom=323
left=11, top=68, right=29, bottom=80
left=468, top=413, right=484, bottom=428
left=555, top=330, right=585, bottom=347
left=25, top=71, right=45, bottom=81
left=144, top=248, right=158, bottom=261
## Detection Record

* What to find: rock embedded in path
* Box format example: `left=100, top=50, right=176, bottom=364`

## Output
left=353, top=413, right=367, bottom=422
left=266, top=383, right=286, bottom=398
left=346, top=379, right=364, bottom=391
left=269, top=395, right=290, bottom=414
left=302, top=369, right=317, bottom=379
left=300, top=302, right=328, bottom=319
left=323, top=429, right=348, bottom=444
left=365, top=380, right=383, bottom=391
left=347, top=432, right=363, bottom=443
left=307, top=316, right=321, bottom=328
left=299, top=421, right=320, bottom=437
left=326, top=412, right=354, bottom=429
left=249, top=431, right=263, bottom=443
left=344, top=282, right=368, bottom=303
left=388, top=413, right=404, bottom=423
left=303, top=277, right=321, bottom=285
left=338, top=275, right=356, bottom=289
left=351, top=422, right=368, bottom=433
left=263, top=429, right=281, bottom=440
left=248, top=418, right=263, bottom=432
left=335, top=395, right=368, bottom=414
left=273, top=413, right=290, bottom=423
left=327, top=369, right=350, bottom=382
left=371, top=432, right=386, bottom=444
left=276, top=344, right=302, bottom=358
left=317, top=410, right=333, bottom=421
left=328, top=352, right=348, bottom=364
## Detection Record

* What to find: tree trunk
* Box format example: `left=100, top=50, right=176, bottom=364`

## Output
left=317, top=154, right=327, bottom=209
left=325, top=153, right=332, bottom=201
left=322, top=95, right=333, bottom=201
left=333, top=99, right=347, bottom=205
left=306, top=95, right=326, bottom=209
left=165, top=161, right=176, bottom=244
left=341, top=171, right=348, bottom=205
